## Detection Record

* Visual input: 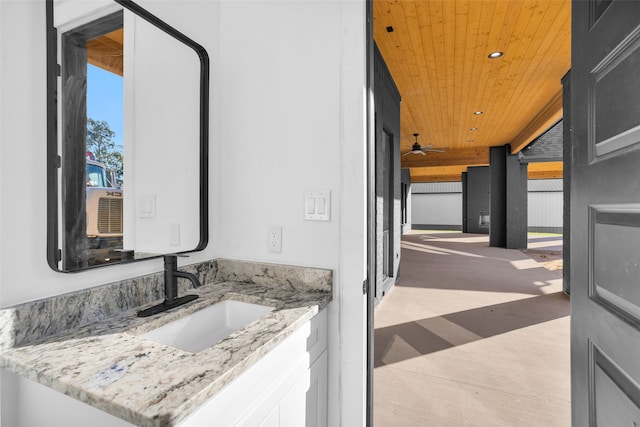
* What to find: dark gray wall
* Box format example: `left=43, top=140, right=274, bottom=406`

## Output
left=374, top=43, right=401, bottom=303
left=490, top=145, right=528, bottom=249
left=401, top=168, right=411, bottom=234
left=489, top=146, right=507, bottom=245
left=464, top=166, right=491, bottom=234
left=462, top=172, right=468, bottom=232
left=506, top=151, right=528, bottom=248
left=562, top=71, right=570, bottom=295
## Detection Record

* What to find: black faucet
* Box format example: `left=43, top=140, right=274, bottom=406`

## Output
left=137, top=255, right=202, bottom=317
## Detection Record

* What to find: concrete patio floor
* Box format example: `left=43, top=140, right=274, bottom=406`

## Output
left=374, top=231, right=570, bottom=427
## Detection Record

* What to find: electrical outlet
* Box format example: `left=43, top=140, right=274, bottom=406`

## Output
left=169, top=223, right=180, bottom=246
left=267, top=226, right=282, bottom=253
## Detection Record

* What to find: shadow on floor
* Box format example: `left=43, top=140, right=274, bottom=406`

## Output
left=375, top=291, right=569, bottom=367
left=396, top=232, right=563, bottom=295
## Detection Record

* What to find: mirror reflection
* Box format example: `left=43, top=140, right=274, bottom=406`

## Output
left=47, top=0, right=209, bottom=272
left=85, top=26, right=124, bottom=267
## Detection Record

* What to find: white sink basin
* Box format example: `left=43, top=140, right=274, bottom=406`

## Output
left=140, top=300, right=275, bottom=353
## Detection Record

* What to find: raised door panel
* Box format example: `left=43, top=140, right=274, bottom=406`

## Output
left=307, top=350, right=328, bottom=427
left=258, top=406, right=280, bottom=427
left=279, top=370, right=311, bottom=427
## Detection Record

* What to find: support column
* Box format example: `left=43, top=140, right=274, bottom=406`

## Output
left=465, top=166, right=490, bottom=234
left=461, top=172, right=468, bottom=233
left=506, top=148, right=528, bottom=248
left=401, top=169, right=411, bottom=234
left=490, top=147, right=507, bottom=246
left=490, top=144, right=528, bottom=249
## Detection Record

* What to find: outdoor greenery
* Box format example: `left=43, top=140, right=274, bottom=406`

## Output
left=87, top=118, right=123, bottom=179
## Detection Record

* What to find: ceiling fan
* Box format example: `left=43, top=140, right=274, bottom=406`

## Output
left=402, top=133, right=446, bottom=156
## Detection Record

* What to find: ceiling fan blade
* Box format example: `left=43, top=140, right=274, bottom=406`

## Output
left=423, top=148, right=445, bottom=152
left=419, top=151, right=426, bottom=156
left=402, top=151, right=412, bottom=156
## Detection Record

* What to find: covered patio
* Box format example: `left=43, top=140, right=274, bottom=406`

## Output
left=375, top=231, right=569, bottom=426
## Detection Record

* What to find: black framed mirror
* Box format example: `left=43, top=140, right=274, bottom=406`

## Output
left=46, top=0, right=209, bottom=272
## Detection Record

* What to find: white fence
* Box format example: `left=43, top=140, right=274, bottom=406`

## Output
left=411, top=179, right=563, bottom=233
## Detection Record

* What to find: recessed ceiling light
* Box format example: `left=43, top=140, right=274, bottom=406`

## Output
left=467, top=139, right=474, bottom=143
left=488, top=51, right=503, bottom=59
left=473, top=111, right=483, bottom=115
left=470, top=127, right=478, bottom=131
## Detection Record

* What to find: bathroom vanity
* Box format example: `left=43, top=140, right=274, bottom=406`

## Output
left=0, top=259, right=332, bottom=426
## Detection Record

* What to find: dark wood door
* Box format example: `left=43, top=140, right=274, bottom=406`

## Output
left=571, top=1, right=640, bottom=425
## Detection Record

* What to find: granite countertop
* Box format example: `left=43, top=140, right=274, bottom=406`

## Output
left=0, top=259, right=332, bottom=427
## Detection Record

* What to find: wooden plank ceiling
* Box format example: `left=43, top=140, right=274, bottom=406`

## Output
left=87, top=28, right=123, bottom=76
left=373, top=0, right=571, bottom=182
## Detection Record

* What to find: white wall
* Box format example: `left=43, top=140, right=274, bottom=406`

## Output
left=411, top=188, right=563, bottom=230
left=412, top=193, right=462, bottom=226
left=216, top=2, right=367, bottom=424
left=528, top=192, right=563, bottom=228
left=0, top=0, right=367, bottom=425
left=216, top=2, right=368, bottom=424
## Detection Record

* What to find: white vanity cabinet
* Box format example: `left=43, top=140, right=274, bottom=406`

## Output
left=179, top=308, right=328, bottom=427
left=1, top=309, right=328, bottom=427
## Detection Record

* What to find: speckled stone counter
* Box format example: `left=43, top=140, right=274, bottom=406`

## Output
left=0, top=259, right=332, bottom=427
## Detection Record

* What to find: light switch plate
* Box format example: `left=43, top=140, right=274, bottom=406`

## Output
left=304, top=191, right=330, bottom=221
left=139, top=194, right=156, bottom=218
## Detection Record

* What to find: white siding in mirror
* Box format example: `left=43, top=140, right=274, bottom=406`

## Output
left=123, top=10, right=201, bottom=253
left=53, top=0, right=119, bottom=32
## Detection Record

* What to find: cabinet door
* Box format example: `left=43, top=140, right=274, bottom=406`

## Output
left=181, top=310, right=328, bottom=427
left=258, top=406, right=279, bottom=427
left=306, top=350, right=328, bottom=427
left=235, top=358, right=308, bottom=427
left=2, top=370, right=134, bottom=427
left=279, top=350, right=328, bottom=427
left=279, top=372, right=311, bottom=426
